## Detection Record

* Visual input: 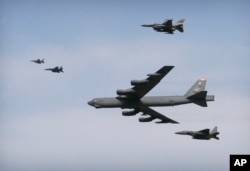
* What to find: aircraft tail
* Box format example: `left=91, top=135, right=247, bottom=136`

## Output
left=210, top=126, right=219, bottom=140
left=185, top=79, right=207, bottom=107
left=174, top=19, right=185, bottom=32
left=185, top=78, right=206, bottom=97
left=175, top=25, right=184, bottom=32
left=175, top=19, right=185, bottom=25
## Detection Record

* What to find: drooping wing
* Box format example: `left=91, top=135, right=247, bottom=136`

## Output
left=117, top=66, right=174, bottom=99
left=139, top=106, right=179, bottom=124
left=162, top=19, right=172, bottom=26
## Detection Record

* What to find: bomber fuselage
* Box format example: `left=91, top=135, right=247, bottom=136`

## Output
left=88, top=95, right=214, bottom=109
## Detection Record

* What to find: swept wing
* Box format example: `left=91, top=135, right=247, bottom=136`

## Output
left=197, top=129, right=210, bottom=135
left=117, top=66, right=177, bottom=124
left=162, top=19, right=172, bottom=26
left=117, top=66, right=174, bottom=99
left=139, top=106, right=179, bottom=124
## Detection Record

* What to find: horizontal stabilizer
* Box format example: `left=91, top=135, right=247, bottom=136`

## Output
left=187, top=91, right=207, bottom=100
left=187, top=91, right=208, bottom=107
left=176, top=25, right=184, bottom=32
left=193, top=100, right=207, bottom=107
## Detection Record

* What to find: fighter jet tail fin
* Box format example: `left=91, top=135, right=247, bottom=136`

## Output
left=174, top=19, right=185, bottom=32
left=210, top=126, right=219, bottom=140
left=210, top=126, right=218, bottom=134
left=175, top=19, right=185, bottom=25
left=175, top=25, right=184, bottom=32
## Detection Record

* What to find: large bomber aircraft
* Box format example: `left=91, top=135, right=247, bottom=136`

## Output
left=175, top=127, right=219, bottom=140
left=142, top=18, right=185, bottom=34
left=88, top=66, right=214, bottom=124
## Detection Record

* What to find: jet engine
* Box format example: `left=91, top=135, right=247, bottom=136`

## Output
left=139, top=116, right=155, bottom=122
left=122, top=109, right=139, bottom=116
left=147, top=73, right=161, bottom=77
left=116, top=88, right=135, bottom=95
left=130, top=79, right=149, bottom=86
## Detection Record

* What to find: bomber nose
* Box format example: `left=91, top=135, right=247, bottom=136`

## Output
left=88, top=100, right=94, bottom=106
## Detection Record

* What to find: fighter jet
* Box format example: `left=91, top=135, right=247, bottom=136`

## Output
left=175, top=127, right=219, bottom=140
left=30, top=59, right=44, bottom=64
left=88, top=66, right=214, bottom=124
left=45, top=66, right=63, bottom=73
left=142, top=18, right=185, bottom=34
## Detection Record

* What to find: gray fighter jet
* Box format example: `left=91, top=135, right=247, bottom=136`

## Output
left=175, top=127, right=219, bottom=140
left=88, top=66, right=214, bottom=124
left=31, top=59, right=44, bottom=64
left=142, top=18, right=185, bottom=34
left=45, top=66, right=63, bottom=73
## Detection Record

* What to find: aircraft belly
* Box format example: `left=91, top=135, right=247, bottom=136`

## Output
left=140, top=96, right=189, bottom=107
left=193, top=133, right=209, bottom=140
left=96, top=96, right=190, bottom=108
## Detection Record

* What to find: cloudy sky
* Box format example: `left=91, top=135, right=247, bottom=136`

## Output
left=1, top=0, right=249, bottom=171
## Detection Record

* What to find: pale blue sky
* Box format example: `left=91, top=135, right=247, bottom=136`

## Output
left=1, top=1, right=250, bottom=171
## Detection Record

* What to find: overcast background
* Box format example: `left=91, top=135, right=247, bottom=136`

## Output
left=1, top=1, right=249, bottom=171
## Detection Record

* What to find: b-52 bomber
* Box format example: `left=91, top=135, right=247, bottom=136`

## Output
left=88, top=66, right=214, bottom=124
left=31, top=59, right=44, bottom=64
left=142, top=18, right=185, bottom=34
left=175, top=126, right=219, bottom=140
left=45, top=66, right=63, bottom=73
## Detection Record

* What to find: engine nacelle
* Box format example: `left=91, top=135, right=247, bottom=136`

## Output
left=116, top=88, right=135, bottom=95
left=139, top=116, right=155, bottom=122
left=131, top=79, right=149, bottom=86
left=122, top=109, right=139, bottom=116
left=147, top=73, right=161, bottom=77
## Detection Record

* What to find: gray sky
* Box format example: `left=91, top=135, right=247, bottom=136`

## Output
left=1, top=1, right=250, bottom=171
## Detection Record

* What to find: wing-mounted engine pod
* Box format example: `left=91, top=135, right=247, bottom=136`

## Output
left=130, top=79, right=149, bottom=86
left=116, top=88, right=136, bottom=95
left=139, top=116, right=155, bottom=122
left=122, top=109, right=139, bottom=116
left=147, top=73, right=161, bottom=77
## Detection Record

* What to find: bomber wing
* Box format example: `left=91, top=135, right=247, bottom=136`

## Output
left=138, top=106, right=179, bottom=124
left=116, top=66, right=174, bottom=99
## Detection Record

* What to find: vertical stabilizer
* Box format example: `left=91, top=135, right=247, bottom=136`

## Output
left=210, top=126, right=218, bottom=134
left=210, top=126, right=219, bottom=140
left=174, top=19, right=185, bottom=32
left=185, top=78, right=206, bottom=97
left=175, top=19, right=185, bottom=25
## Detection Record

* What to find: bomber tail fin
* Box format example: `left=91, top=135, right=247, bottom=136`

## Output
left=185, top=79, right=208, bottom=107
left=185, top=78, right=206, bottom=97
left=187, top=91, right=208, bottom=107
